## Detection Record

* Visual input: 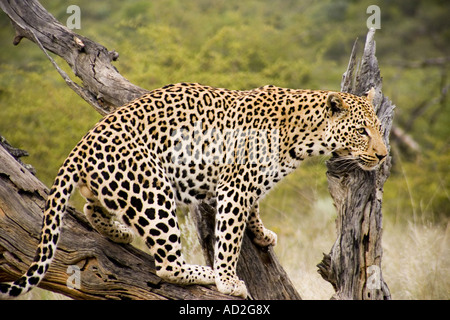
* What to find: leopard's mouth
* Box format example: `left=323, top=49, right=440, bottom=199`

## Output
left=356, top=154, right=384, bottom=171
left=330, top=152, right=383, bottom=172
left=357, top=159, right=379, bottom=171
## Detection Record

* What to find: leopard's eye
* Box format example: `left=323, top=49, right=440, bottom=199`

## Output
left=357, top=127, right=368, bottom=136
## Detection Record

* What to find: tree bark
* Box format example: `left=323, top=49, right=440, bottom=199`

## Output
left=317, top=29, right=393, bottom=300
left=0, top=0, right=300, bottom=299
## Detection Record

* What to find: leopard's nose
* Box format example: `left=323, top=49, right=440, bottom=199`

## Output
left=375, top=153, right=386, bottom=162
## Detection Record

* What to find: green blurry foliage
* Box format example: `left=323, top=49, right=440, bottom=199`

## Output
left=0, top=0, right=447, bottom=223
left=0, top=0, right=448, bottom=299
left=0, top=59, right=101, bottom=187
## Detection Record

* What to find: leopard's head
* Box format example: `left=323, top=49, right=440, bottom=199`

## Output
left=325, top=89, right=388, bottom=171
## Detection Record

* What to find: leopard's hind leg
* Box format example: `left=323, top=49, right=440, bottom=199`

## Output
left=132, top=159, right=215, bottom=285
left=81, top=187, right=135, bottom=244
left=81, top=151, right=215, bottom=286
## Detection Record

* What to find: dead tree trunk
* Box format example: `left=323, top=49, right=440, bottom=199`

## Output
left=317, top=29, right=393, bottom=300
left=0, top=0, right=300, bottom=299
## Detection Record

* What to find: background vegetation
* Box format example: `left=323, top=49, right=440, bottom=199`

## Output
left=0, top=0, right=448, bottom=299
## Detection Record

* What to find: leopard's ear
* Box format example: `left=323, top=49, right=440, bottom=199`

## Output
left=327, top=92, right=348, bottom=117
left=365, top=87, right=376, bottom=105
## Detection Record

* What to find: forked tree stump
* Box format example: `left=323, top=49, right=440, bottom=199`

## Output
left=317, top=29, right=393, bottom=300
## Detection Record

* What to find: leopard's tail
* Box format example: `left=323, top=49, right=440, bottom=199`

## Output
left=0, top=162, right=78, bottom=299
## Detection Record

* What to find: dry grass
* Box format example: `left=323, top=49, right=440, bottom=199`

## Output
left=268, top=203, right=449, bottom=300
left=267, top=197, right=337, bottom=299
left=382, top=220, right=449, bottom=300
left=259, top=193, right=450, bottom=300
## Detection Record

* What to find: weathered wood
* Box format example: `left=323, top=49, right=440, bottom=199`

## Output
left=0, top=0, right=300, bottom=299
left=317, top=28, right=393, bottom=300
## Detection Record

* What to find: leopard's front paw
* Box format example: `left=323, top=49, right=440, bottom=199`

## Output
left=252, top=228, right=277, bottom=247
left=216, top=276, right=248, bottom=299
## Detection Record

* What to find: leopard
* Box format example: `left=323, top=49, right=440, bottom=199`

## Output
left=0, top=82, right=387, bottom=299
